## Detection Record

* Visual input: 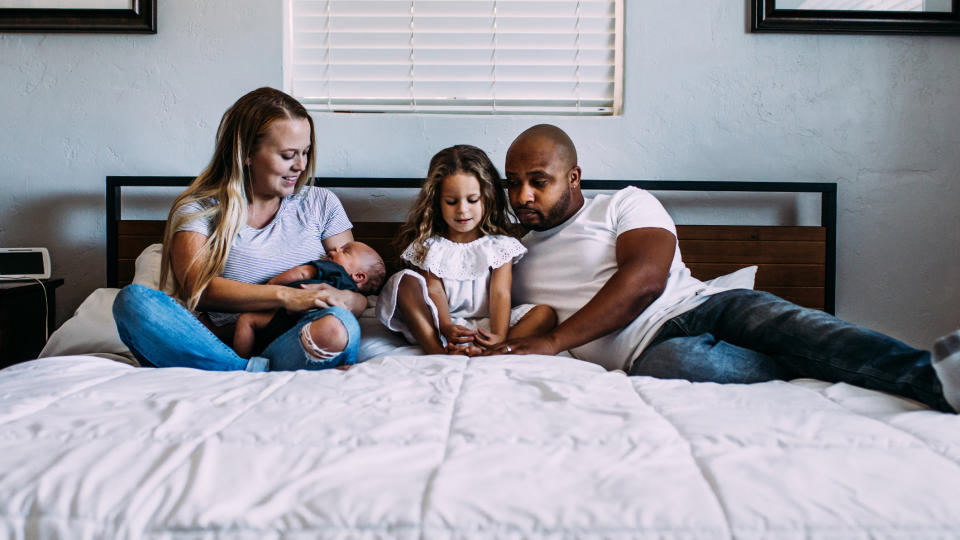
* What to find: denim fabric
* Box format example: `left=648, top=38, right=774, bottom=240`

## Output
left=113, top=284, right=359, bottom=371
left=629, top=289, right=951, bottom=412
left=263, top=305, right=361, bottom=371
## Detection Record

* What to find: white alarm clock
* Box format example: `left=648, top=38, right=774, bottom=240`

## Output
left=0, top=248, right=51, bottom=280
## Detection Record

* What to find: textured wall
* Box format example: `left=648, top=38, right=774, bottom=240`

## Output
left=1, top=1, right=958, bottom=348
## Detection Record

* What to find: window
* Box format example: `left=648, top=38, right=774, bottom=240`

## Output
left=285, top=0, right=623, bottom=115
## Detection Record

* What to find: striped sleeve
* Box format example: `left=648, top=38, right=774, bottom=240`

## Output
left=313, top=188, right=352, bottom=240
left=173, top=199, right=215, bottom=236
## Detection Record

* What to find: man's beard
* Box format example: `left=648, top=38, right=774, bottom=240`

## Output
left=517, top=188, right=572, bottom=232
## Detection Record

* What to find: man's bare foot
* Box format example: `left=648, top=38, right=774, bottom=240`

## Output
left=932, top=330, right=960, bottom=413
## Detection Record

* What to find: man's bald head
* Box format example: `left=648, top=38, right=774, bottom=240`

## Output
left=504, top=124, right=584, bottom=231
left=508, top=124, right=578, bottom=171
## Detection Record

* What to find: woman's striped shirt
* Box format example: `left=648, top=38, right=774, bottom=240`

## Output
left=174, top=186, right=352, bottom=326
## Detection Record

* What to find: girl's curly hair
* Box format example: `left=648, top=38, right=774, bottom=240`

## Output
left=395, top=145, right=514, bottom=265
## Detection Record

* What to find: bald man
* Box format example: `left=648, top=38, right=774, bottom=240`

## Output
left=486, top=123, right=960, bottom=414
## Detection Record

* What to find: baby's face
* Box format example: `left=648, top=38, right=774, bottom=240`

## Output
left=326, top=241, right=380, bottom=284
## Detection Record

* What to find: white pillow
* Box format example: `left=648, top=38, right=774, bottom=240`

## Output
left=38, top=243, right=174, bottom=365
left=133, top=243, right=177, bottom=295
left=702, top=265, right=757, bottom=291
left=38, top=288, right=138, bottom=365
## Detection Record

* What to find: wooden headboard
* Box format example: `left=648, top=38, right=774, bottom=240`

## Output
left=107, top=177, right=837, bottom=313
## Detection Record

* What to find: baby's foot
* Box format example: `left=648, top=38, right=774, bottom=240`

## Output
left=462, top=344, right=486, bottom=357
left=931, top=330, right=960, bottom=413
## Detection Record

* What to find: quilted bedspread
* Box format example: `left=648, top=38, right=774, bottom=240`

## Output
left=2, top=354, right=960, bottom=539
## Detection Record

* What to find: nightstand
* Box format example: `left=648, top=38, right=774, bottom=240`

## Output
left=0, top=278, right=64, bottom=369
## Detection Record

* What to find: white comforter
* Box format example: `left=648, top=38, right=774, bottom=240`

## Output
left=2, top=355, right=960, bottom=539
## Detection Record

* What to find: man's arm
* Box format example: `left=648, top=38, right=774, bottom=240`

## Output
left=486, top=227, right=677, bottom=356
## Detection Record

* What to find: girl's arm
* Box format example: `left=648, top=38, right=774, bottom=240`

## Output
left=425, top=270, right=475, bottom=346
left=171, top=231, right=339, bottom=314
left=481, top=262, right=512, bottom=345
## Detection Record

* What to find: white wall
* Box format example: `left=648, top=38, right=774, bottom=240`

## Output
left=1, top=1, right=958, bottom=348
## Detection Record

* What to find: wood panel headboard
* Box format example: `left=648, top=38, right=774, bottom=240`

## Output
left=107, top=177, right=837, bottom=313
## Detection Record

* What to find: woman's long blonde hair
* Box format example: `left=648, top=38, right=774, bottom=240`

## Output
left=159, top=87, right=316, bottom=309
left=395, top=145, right=513, bottom=264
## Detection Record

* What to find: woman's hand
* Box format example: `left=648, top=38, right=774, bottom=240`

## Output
left=295, top=283, right=368, bottom=315
left=277, top=284, right=337, bottom=312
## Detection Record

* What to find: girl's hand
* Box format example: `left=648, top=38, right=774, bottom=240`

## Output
left=440, top=323, right=476, bottom=346
left=474, top=328, right=505, bottom=349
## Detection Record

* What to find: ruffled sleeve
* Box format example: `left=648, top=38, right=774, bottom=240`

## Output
left=401, top=235, right=526, bottom=280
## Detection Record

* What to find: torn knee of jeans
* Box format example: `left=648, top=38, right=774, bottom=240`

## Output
left=299, top=323, right=343, bottom=362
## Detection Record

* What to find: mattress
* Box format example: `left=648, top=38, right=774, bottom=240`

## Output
left=2, top=353, right=960, bottom=538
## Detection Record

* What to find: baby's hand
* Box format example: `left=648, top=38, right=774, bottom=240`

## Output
left=268, top=264, right=317, bottom=285
left=461, top=343, right=487, bottom=357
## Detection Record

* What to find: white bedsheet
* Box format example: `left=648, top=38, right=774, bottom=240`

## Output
left=2, top=355, right=960, bottom=539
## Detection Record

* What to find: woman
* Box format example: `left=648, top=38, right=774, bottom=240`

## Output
left=113, top=87, right=366, bottom=371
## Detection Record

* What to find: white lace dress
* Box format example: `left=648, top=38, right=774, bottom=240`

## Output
left=376, top=235, right=536, bottom=346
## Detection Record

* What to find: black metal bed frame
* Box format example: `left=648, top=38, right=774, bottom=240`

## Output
left=106, top=176, right=838, bottom=313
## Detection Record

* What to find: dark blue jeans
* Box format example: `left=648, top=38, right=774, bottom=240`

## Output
left=630, top=289, right=950, bottom=412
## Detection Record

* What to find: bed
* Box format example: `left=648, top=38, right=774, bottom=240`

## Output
left=4, top=177, right=960, bottom=539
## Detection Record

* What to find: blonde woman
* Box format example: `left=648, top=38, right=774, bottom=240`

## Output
left=113, top=87, right=366, bottom=371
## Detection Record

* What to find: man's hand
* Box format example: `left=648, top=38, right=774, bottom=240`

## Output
left=268, top=264, right=317, bottom=285
left=482, top=334, right=562, bottom=357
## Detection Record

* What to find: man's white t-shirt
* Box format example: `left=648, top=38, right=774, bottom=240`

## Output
left=512, top=186, right=745, bottom=371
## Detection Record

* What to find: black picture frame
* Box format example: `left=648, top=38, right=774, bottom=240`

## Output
left=0, top=0, right=156, bottom=34
left=751, top=0, right=960, bottom=34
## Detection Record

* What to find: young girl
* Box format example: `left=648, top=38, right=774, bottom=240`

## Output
left=376, top=144, right=556, bottom=355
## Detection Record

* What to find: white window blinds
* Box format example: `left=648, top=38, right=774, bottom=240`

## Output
left=285, top=0, right=623, bottom=115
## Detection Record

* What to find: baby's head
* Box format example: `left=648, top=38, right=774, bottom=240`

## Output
left=325, top=241, right=386, bottom=294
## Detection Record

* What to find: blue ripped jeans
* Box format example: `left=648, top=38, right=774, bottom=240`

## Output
left=629, top=289, right=950, bottom=412
left=112, top=284, right=360, bottom=372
